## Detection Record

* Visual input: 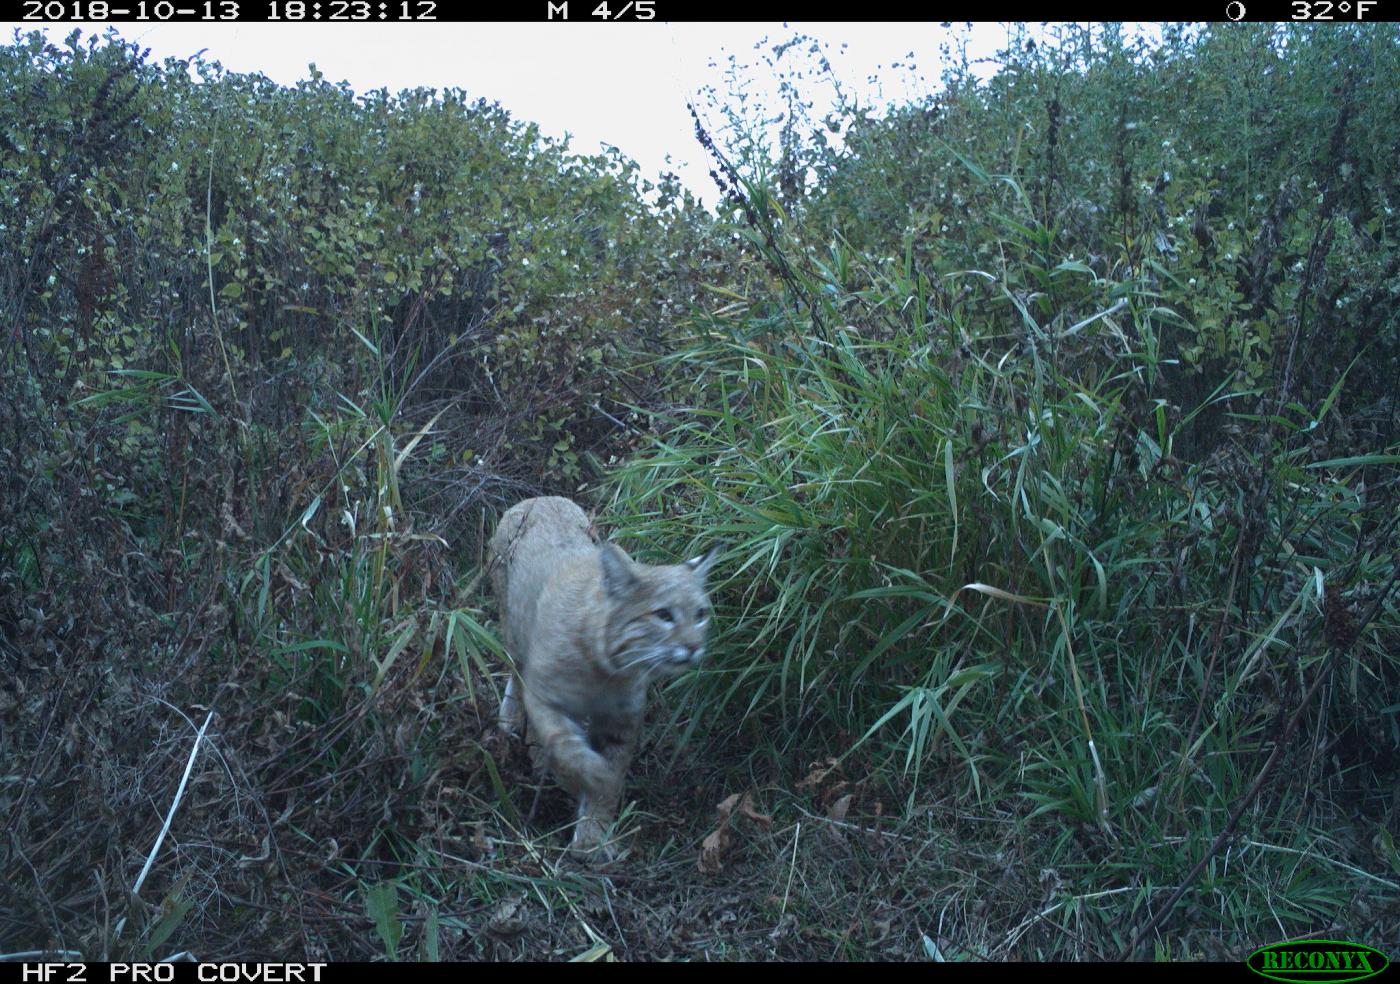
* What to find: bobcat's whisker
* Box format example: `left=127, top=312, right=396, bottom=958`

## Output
left=612, top=650, right=665, bottom=675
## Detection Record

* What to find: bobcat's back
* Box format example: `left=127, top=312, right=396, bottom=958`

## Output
left=487, top=496, right=597, bottom=679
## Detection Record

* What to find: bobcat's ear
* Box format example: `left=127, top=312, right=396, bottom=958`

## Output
left=685, top=543, right=722, bottom=580
left=599, top=542, right=640, bottom=599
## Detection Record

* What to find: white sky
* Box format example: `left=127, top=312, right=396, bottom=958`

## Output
left=2, top=21, right=1031, bottom=206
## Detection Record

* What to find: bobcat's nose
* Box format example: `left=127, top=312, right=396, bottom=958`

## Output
left=671, top=644, right=703, bottom=665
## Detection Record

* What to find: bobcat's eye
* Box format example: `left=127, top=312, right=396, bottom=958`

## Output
left=696, top=607, right=710, bottom=622
left=653, top=607, right=674, bottom=623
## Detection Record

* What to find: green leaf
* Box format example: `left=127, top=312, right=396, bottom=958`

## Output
left=365, top=880, right=403, bottom=960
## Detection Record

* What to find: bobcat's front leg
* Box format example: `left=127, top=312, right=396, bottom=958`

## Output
left=572, top=716, right=641, bottom=858
left=524, top=691, right=625, bottom=859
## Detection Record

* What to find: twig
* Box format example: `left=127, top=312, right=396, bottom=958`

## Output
left=1181, top=547, right=1241, bottom=769
left=787, top=803, right=920, bottom=842
left=779, top=821, right=800, bottom=916
left=131, top=709, right=215, bottom=904
left=1121, top=564, right=1400, bottom=960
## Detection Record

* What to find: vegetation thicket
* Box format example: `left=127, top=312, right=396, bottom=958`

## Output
left=3, top=23, right=1396, bottom=961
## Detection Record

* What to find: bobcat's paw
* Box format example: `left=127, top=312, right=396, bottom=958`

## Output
left=568, top=817, right=622, bottom=864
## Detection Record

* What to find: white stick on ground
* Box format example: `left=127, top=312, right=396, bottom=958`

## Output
left=132, top=709, right=215, bottom=900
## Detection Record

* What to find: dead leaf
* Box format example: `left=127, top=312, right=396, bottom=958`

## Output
left=699, top=790, right=770, bottom=872
left=699, top=824, right=733, bottom=873
left=827, top=793, right=853, bottom=823
left=796, top=757, right=841, bottom=790
left=486, top=894, right=528, bottom=937
left=738, top=791, right=772, bottom=829
left=769, top=912, right=798, bottom=940
left=822, top=779, right=851, bottom=808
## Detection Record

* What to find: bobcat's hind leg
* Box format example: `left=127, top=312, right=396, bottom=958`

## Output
left=498, top=671, right=526, bottom=736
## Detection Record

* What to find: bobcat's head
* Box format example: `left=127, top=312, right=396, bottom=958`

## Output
left=598, top=542, right=719, bottom=679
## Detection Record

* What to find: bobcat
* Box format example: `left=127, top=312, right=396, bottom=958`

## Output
left=487, top=496, right=718, bottom=859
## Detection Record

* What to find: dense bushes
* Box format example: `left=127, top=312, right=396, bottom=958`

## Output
left=609, top=22, right=1399, bottom=956
left=2, top=23, right=1396, bottom=960
left=801, top=25, right=1400, bottom=425
left=0, top=27, right=725, bottom=959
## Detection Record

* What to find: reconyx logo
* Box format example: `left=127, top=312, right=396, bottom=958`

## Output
left=1247, top=940, right=1390, bottom=983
